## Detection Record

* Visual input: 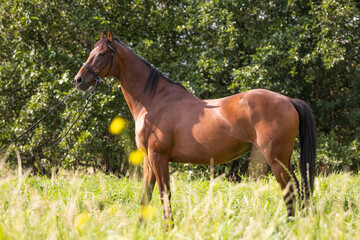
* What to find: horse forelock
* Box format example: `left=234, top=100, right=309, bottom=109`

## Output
left=94, top=38, right=108, bottom=48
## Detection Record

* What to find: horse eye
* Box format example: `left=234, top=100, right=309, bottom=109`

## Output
left=99, top=52, right=105, bottom=57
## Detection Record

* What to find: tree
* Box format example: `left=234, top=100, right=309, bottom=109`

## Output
left=1, top=0, right=359, bottom=175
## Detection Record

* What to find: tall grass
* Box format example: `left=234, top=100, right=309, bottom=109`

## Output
left=0, top=169, right=359, bottom=239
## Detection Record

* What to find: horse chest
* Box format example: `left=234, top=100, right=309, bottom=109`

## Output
left=134, top=116, right=171, bottom=153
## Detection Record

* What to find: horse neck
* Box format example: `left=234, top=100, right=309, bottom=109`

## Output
left=113, top=43, right=184, bottom=120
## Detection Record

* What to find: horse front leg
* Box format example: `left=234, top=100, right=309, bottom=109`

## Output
left=139, top=155, right=156, bottom=224
left=148, top=150, right=173, bottom=230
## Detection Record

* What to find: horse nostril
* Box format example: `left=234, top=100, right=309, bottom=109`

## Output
left=76, top=76, right=83, bottom=85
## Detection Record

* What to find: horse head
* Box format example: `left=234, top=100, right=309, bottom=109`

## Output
left=74, top=30, right=117, bottom=91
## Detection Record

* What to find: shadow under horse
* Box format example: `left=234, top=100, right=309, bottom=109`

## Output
left=74, top=30, right=316, bottom=227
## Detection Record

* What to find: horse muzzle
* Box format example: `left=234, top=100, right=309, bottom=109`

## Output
left=74, top=74, right=93, bottom=91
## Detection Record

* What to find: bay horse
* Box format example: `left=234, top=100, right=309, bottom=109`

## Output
left=74, top=31, right=316, bottom=225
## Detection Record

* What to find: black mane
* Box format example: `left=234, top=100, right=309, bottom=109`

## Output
left=115, top=39, right=185, bottom=96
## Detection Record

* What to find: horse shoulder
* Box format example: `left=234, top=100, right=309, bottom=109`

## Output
left=135, top=107, right=174, bottom=154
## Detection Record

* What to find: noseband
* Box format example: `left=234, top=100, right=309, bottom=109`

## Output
left=83, top=40, right=118, bottom=83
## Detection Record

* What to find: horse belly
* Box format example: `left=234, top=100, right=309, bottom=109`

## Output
left=170, top=137, right=251, bottom=165
left=170, top=116, right=251, bottom=165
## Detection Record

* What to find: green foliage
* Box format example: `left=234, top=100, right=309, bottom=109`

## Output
left=0, top=0, right=359, bottom=174
left=317, top=132, right=360, bottom=173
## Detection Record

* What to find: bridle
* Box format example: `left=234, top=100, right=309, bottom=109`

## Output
left=0, top=40, right=119, bottom=160
left=83, top=40, right=118, bottom=84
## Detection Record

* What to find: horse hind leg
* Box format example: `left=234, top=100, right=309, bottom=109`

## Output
left=270, top=157, right=299, bottom=217
left=257, top=140, right=300, bottom=217
left=248, top=144, right=299, bottom=216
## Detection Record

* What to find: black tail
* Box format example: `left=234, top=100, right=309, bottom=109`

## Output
left=291, top=99, right=316, bottom=200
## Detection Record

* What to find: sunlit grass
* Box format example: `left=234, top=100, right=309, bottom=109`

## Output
left=0, top=170, right=359, bottom=239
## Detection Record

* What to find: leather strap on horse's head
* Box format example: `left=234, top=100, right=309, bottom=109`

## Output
left=83, top=40, right=118, bottom=83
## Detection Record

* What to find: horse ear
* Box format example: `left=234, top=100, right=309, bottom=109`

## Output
left=100, top=31, right=105, bottom=40
left=107, top=29, right=113, bottom=43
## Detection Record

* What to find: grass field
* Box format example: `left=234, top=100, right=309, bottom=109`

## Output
left=0, top=169, right=359, bottom=239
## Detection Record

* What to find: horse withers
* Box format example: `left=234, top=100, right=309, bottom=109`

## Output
left=74, top=30, right=316, bottom=226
